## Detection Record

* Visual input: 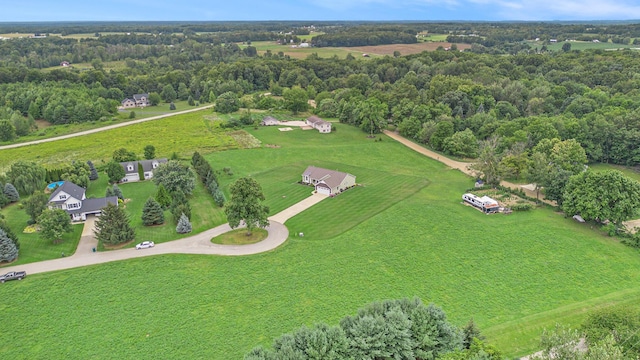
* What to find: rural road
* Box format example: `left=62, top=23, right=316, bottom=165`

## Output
left=0, top=104, right=214, bottom=150
left=383, top=130, right=555, bottom=205
left=0, top=192, right=328, bottom=276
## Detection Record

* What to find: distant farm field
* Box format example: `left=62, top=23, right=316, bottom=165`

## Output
left=244, top=40, right=472, bottom=59
left=527, top=40, right=639, bottom=51
left=2, top=123, right=640, bottom=359
left=0, top=110, right=237, bottom=171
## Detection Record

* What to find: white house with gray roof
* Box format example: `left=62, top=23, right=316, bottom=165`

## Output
left=301, top=166, right=356, bottom=195
left=120, top=93, right=150, bottom=109
left=120, top=158, right=168, bottom=182
left=48, top=182, right=118, bottom=221
left=306, top=116, right=331, bottom=133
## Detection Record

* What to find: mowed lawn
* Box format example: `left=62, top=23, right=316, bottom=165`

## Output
left=0, top=109, right=237, bottom=171
left=1, top=124, right=640, bottom=359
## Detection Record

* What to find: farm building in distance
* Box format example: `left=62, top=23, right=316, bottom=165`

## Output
left=462, top=193, right=499, bottom=213
left=261, top=116, right=279, bottom=126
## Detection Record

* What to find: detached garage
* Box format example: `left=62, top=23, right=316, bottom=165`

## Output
left=301, top=166, right=356, bottom=195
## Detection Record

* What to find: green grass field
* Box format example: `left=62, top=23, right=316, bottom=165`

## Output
left=1, top=123, right=640, bottom=359
left=0, top=202, right=83, bottom=266
left=1, top=101, right=202, bottom=147
left=0, top=109, right=237, bottom=171
left=589, top=162, right=640, bottom=182
left=242, top=41, right=367, bottom=59
left=527, top=40, right=638, bottom=51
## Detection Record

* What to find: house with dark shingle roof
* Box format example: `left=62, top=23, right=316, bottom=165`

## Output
left=120, top=158, right=168, bottom=182
left=301, top=166, right=356, bottom=195
left=48, top=182, right=118, bottom=221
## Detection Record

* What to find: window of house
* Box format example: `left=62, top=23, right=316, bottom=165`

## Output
left=127, top=165, right=133, bottom=171
left=152, top=162, right=158, bottom=168
left=59, top=194, right=66, bottom=199
left=68, top=203, right=79, bottom=209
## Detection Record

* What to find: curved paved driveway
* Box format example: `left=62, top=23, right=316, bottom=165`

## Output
left=0, top=193, right=327, bottom=276
left=0, top=105, right=214, bottom=151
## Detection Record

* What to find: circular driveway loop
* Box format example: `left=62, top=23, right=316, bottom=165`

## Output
left=1, top=193, right=328, bottom=275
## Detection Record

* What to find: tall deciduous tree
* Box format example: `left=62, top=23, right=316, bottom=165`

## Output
left=24, top=191, right=49, bottom=223
left=215, top=91, right=240, bottom=114
left=112, top=148, right=137, bottom=162
left=38, top=208, right=72, bottom=244
left=106, top=161, right=125, bottom=184
left=94, top=203, right=135, bottom=246
left=161, top=84, right=177, bottom=103
left=470, top=137, right=502, bottom=187
left=143, top=145, right=156, bottom=160
left=152, top=161, right=196, bottom=195
left=0, top=228, right=18, bottom=263
left=283, top=86, right=309, bottom=114
left=356, top=97, right=388, bottom=137
left=563, top=170, right=640, bottom=226
left=0, top=120, right=16, bottom=141
left=225, top=177, right=269, bottom=235
left=141, top=198, right=164, bottom=226
left=6, top=161, right=46, bottom=196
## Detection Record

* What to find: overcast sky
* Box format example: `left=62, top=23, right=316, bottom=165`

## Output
left=2, top=0, right=640, bottom=21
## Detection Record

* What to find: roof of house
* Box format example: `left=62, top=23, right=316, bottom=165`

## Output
left=262, top=116, right=278, bottom=122
left=306, top=116, right=330, bottom=126
left=121, top=98, right=135, bottom=104
left=132, top=94, right=149, bottom=101
left=49, top=182, right=86, bottom=203
left=120, top=158, right=168, bottom=174
left=67, top=196, right=118, bottom=215
left=303, top=166, right=354, bottom=190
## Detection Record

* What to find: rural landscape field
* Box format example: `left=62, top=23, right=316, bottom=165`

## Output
left=2, top=14, right=640, bottom=360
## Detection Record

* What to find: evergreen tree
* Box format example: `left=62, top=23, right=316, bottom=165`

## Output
left=214, top=188, right=226, bottom=207
left=137, top=162, right=145, bottom=181
left=94, top=203, right=135, bottom=246
left=155, top=184, right=172, bottom=209
left=176, top=213, right=192, bottom=234
left=0, top=228, right=18, bottom=263
left=0, top=220, right=19, bottom=250
left=462, top=318, right=485, bottom=349
left=87, top=160, right=99, bottom=181
left=112, top=184, right=124, bottom=200
left=169, top=102, right=176, bottom=110
left=141, top=198, right=164, bottom=226
left=4, top=183, right=20, bottom=202
left=105, top=186, right=115, bottom=197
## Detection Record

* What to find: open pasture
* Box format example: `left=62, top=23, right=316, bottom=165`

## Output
left=0, top=110, right=237, bottom=171
left=1, top=123, right=640, bottom=359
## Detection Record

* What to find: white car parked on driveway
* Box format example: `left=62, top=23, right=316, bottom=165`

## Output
left=135, top=241, right=155, bottom=250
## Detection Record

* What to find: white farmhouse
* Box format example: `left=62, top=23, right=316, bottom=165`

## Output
left=120, top=158, right=168, bottom=182
left=48, top=182, right=118, bottom=221
left=306, top=116, right=331, bottom=133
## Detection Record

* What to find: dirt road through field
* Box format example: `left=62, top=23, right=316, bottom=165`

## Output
left=383, top=130, right=555, bottom=205
left=0, top=104, right=214, bottom=150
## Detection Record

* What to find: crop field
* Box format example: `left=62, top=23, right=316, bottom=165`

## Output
left=243, top=40, right=472, bottom=59
left=2, top=123, right=640, bottom=359
left=0, top=110, right=237, bottom=171
left=527, top=40, right=638, bottom=51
